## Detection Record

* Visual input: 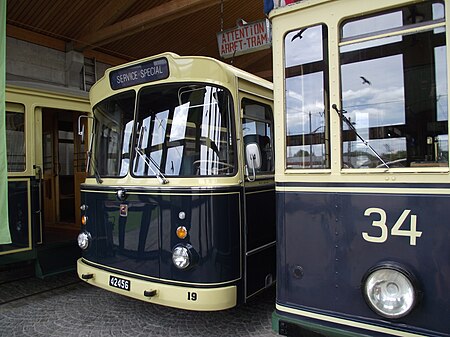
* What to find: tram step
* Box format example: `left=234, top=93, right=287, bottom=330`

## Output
left=35, top=241, right=81, bottom=278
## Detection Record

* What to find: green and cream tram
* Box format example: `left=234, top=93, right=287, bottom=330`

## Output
left=270, top=0, right=449, bottom=336
left=1, top=83, right=90, bottom=276
left=76, top=53, right=275, bottom=311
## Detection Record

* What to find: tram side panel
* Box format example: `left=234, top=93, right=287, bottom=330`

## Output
left=277, top=188, right=450, bottom=336
left=245, top=186, right=276, bottom=296
left=2, top=181, right=31, bottom=254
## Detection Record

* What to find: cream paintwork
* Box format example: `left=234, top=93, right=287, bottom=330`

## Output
left=86, top=52, right=273, bottom=188
left=90, top=52, right=272, bottom=107
left=3, top=83, right=90, bottom=255
left=77, top=258, right=237, bottom=311
left=5, top=83, right=90, bottom=178
left=270, top=0, right=450, bottom=185
left=276, top=304, right=428, bottom=337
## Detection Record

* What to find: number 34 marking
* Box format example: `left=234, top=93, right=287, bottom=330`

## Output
left=362, top=208, right=422, bottom=246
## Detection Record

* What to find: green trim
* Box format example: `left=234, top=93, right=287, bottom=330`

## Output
left=0, top=0, right=10, bottom=244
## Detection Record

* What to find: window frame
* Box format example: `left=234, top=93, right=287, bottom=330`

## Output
left=5, top=103, right=26, bottom=173
left=338, top=1, right=448, bottom=172
left=283, top=23, right=331, bottom=171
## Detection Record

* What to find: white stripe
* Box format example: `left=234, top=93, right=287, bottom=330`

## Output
left=276, top=186, right=450, bottom=195
left=276, top=304, right=428, bottom=337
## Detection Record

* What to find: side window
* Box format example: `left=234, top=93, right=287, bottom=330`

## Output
left=339, top=1, right=447, bottom=169
left=284, top=24, right=330, bottom=169
left=6, top=103, right=25, bottom=172
left=242, top=98, right=274, bottom=174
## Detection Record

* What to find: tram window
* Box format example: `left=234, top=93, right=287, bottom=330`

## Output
left=284, top=24, right=330, bottom=169
left=132, top=84, right=235, bottom=177
left=91, top=91, right=136, bottom=177
left=339, top=1, right=448, bottom=169
left=5, top=104, right=25, bottom=172
left=58, top=122, right=74, bottom=176
left=242, top=99, right=274, bottom=173
left=342, top=1, right=444, bottom=40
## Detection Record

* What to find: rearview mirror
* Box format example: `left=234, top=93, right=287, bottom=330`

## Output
left=77, top=115, right=94, bottom=143
left=246, top=143, right=261, bottom=169
left=245, top=143, right=261, bottom=182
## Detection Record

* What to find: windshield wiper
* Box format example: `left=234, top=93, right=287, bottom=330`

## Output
left=332, top=104, right=389, bottom=169
left=87, top=150, right=103, bottom=184
left=135, top=147, right=169, bottom=184
left=83, top=116, right=103, bottom=183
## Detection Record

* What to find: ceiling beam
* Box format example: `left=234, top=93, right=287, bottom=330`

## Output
left=7, top=24, right=66, bottom=52
left=76, top=0, right=225, bottom=50
left=77, top=0, right=141, bottom=38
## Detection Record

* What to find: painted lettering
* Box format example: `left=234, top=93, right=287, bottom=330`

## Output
left=362, top=207, right=423, bottom=246
left=116, top=71, right=138, bottom=84
left=218, top=19, right=271, bottom=58
left=140, top=65, right=162, bottom=78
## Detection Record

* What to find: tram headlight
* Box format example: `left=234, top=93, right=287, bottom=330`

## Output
left=172, top=244, right=198, bottom=270
left=172, top=245, right=190, bottom=269
left=362, top=264, right=418, bottom=319
left=77, top=231, right=92, bottom=250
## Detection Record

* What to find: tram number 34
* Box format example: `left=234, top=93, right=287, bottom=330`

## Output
left=363, top=208, right=422, bottom=246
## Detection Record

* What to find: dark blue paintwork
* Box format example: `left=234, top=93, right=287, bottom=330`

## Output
left=276, top=183, right=450, bottom=336
left=81, top=185, right=242, bottom=286
left=245, top=186, right=276, bottom=296
left=6, top=181, right=30, bottom=248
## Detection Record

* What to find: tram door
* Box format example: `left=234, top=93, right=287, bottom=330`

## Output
left=41, top=108, right=86, bottom=242
left=241, top=98, right=276, bottom=298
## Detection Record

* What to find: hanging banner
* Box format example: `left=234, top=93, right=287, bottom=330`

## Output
left=0, top=0, right=11, bottom=244
left=217, top=19, right=272, bottom=59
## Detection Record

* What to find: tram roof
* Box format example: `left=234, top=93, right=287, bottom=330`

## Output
left=6, top=80, right=89, bottom=101
left=90, top=52, right=272, bottom=107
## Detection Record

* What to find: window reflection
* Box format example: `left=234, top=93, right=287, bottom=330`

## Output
left=242, top=99, right=274, bottom=173
left=340, top=1, right=448, bottom=168
left=284, top=24, right=330, bottom=169
left=342, top=11, right=403, bottom=39
left=6, top=104, right=25, bottom=172
left=91, top=91, right=135, bottom=177
left=133, top=84, right=235, bottom=177
left=285, top=25, right=324, bottom=67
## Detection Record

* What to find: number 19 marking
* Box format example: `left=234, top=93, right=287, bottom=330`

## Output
left=362, top=208, right=422, bottom=246
left=188, top=292, right=197, bottom=301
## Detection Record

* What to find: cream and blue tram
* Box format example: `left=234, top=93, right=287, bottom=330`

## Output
left=270, top=0, right=449, bottom=336
left=1, top=82, right=90, bottom=275
left=76, top=53, right=275, bottom=310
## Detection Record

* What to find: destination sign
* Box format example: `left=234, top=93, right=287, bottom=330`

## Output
left=109, top=58, right=169, bottom=90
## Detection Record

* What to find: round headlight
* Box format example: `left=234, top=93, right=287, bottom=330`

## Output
left=77, top=231, right=91, bottom=250
left=363, top=266, right=417, bottom=319
left=172, top=246, right=190, bottom=269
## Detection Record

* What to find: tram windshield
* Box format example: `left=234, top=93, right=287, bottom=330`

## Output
left=90, top=84, right=235, bottom=179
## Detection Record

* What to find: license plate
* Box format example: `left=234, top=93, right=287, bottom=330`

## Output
left=109, top=275, right=130, bottom=291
